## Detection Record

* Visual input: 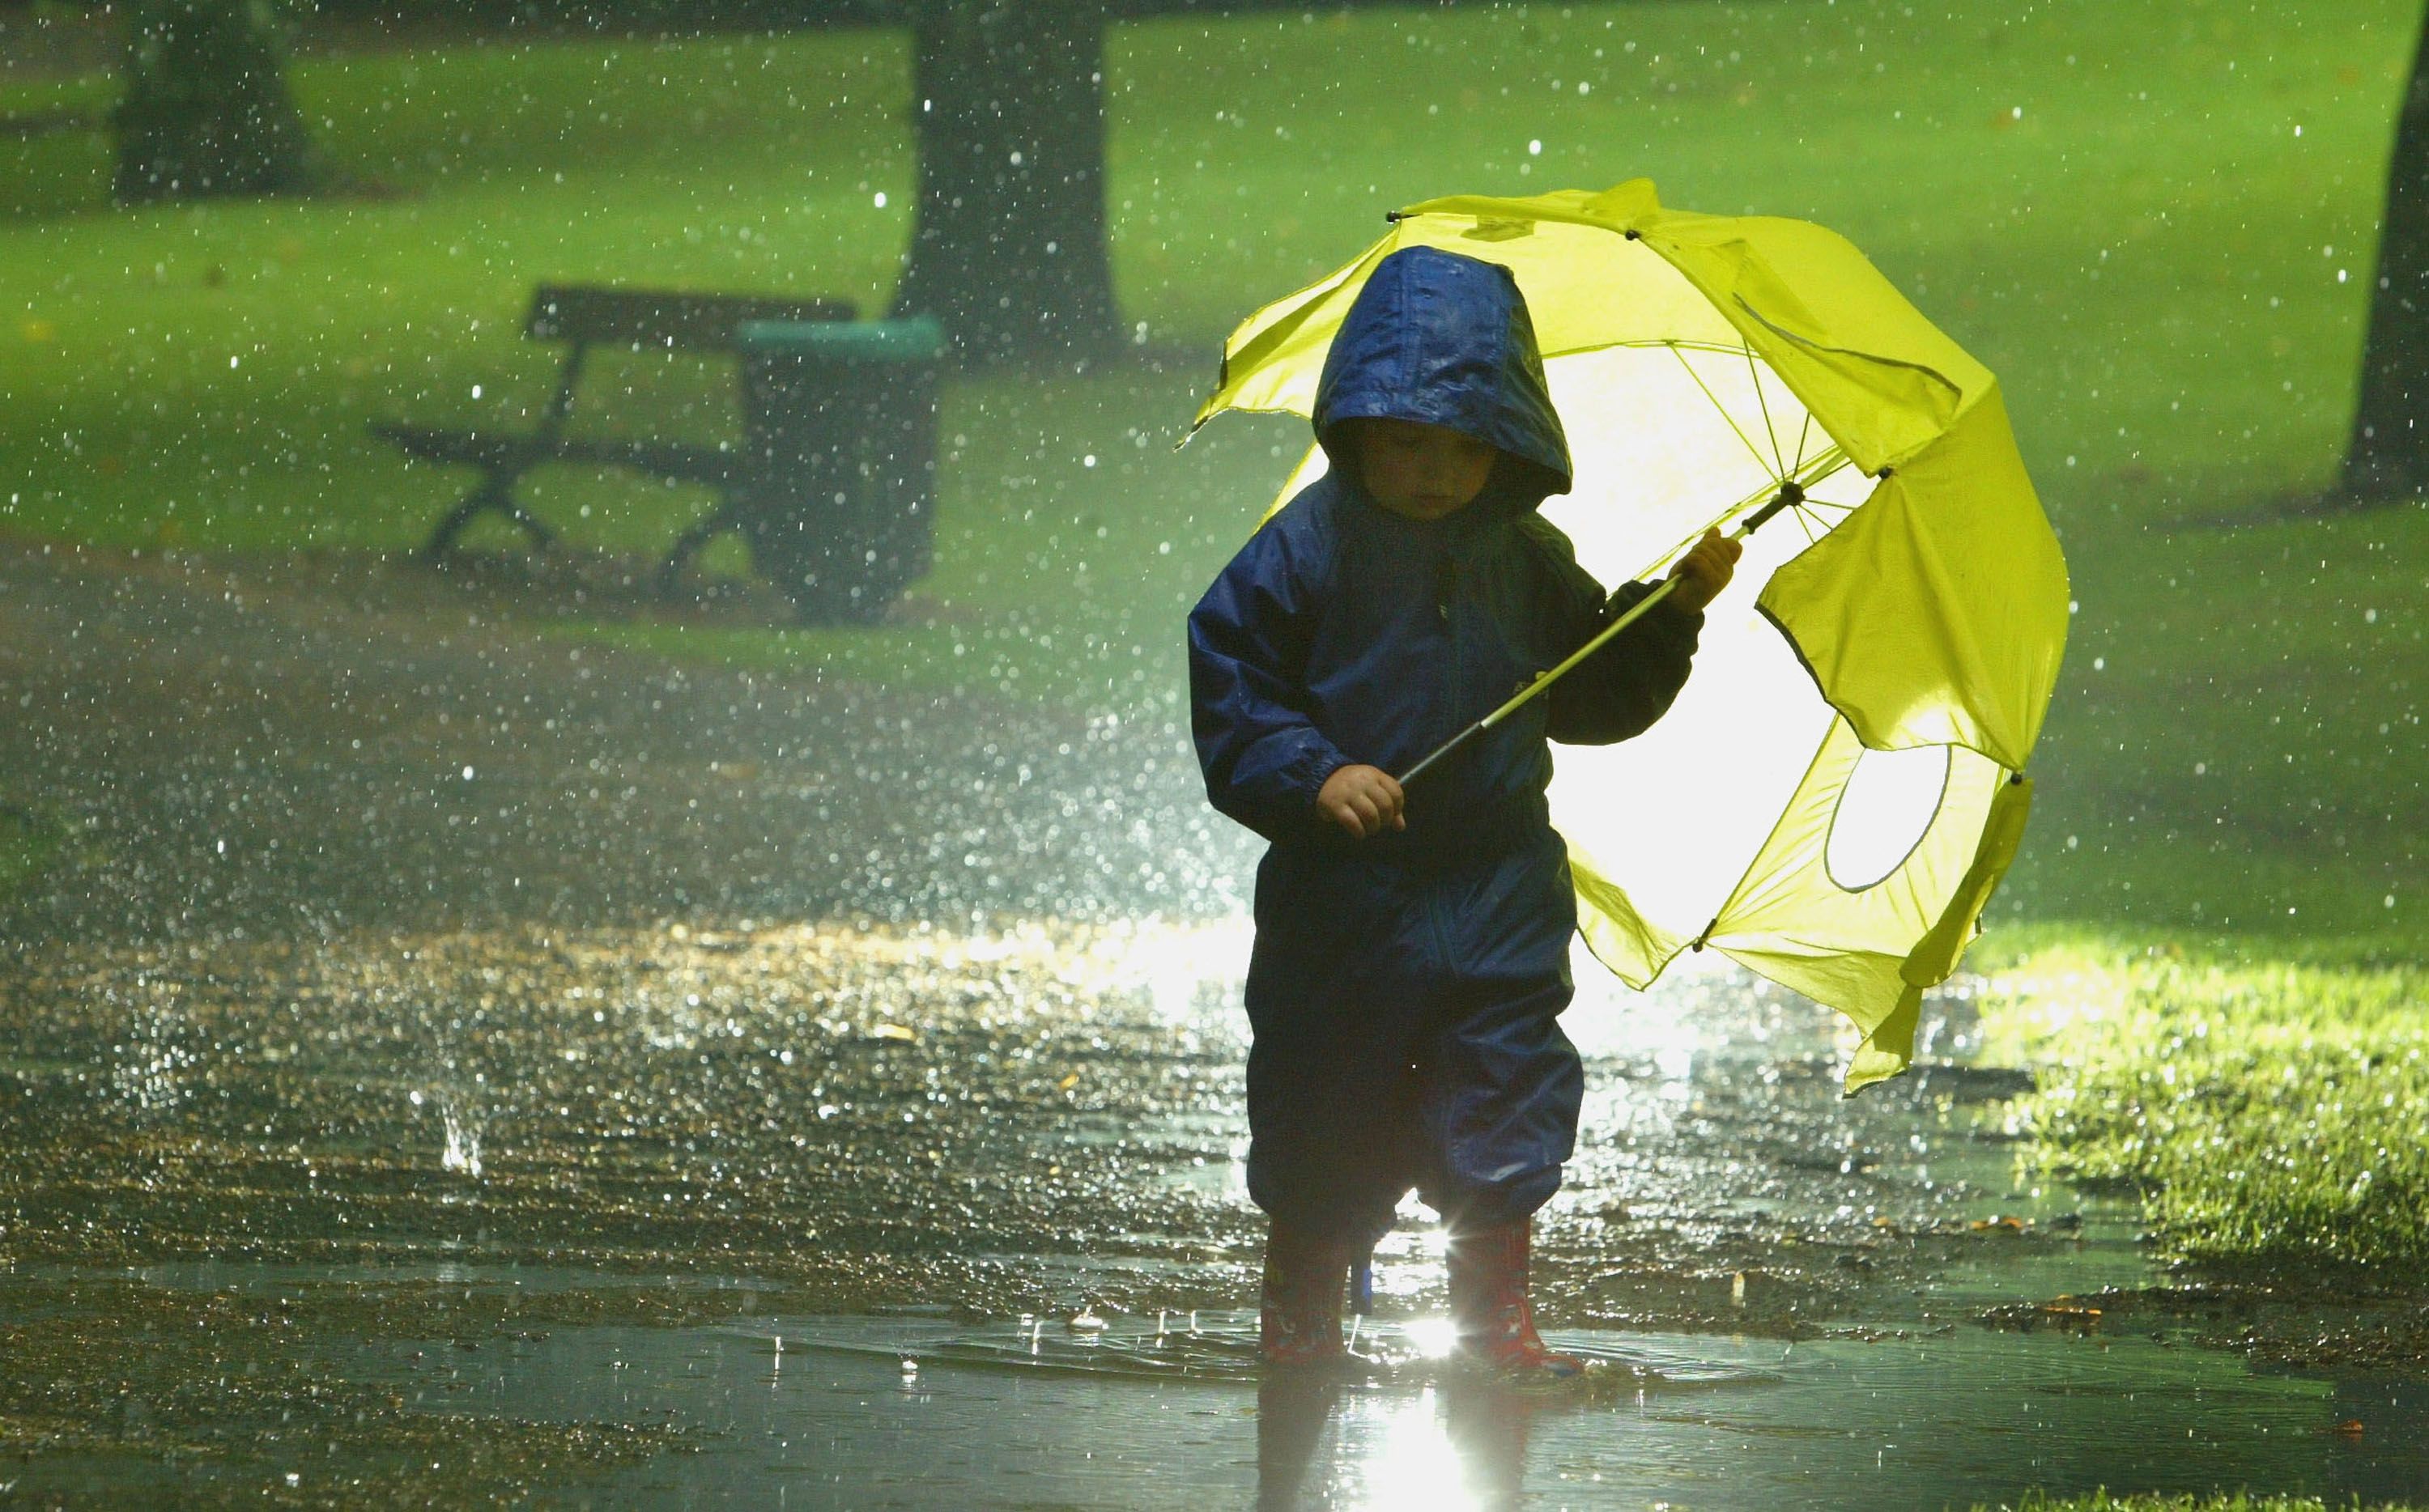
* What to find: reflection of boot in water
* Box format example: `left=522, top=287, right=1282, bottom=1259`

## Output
left=1440, top=1378, right=1538, bottom=1510
left=1255, top=1371, right=1342, bottom=1510
left=1447, top=1219, right=1583, bottom=1380
left=1259, top=1220, right=1349, bottom=1366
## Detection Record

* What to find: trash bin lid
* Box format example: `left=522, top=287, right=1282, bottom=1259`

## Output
left=737, top=314, right=946, bottom=360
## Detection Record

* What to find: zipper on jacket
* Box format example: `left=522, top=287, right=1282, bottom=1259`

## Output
left=1440, top=556, right=1462, bottom=749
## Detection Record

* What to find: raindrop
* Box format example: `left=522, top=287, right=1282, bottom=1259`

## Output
left=873, top=191, right=887, bottom=209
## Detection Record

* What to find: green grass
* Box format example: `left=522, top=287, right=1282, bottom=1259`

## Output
left=2, top=0, right=2424, bottom=947
left=0, top=805, right=62, bottom=901
left=2, top=29, right=921, bottom=550
left=1998, top=502, right=2429, bottom=947
left=1975, top=929, right=2429, bottom=1275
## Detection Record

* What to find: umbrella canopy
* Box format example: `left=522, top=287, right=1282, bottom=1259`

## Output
left=1190, top=180, right=2069, bottom=1092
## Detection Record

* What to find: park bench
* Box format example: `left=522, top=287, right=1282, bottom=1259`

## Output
left=369, top=282, right=861, bottom=585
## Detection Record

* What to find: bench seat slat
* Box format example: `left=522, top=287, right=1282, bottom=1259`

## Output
left=525, top=284, right=857, bottom=350
left=369, top=421, right=557, bottom=469
left=548, top=435, right=745, bottom=485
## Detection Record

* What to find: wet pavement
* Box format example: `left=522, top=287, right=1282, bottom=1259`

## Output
left=0, top=539, right=1245, bottom=942
left=2, top=542, right=2426, bottom=1506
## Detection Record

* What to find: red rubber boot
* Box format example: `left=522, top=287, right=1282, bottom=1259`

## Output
left=1259, top=1221, right=1349, bottom=1367
left=1447, top=1221, right=1584, bottom=1381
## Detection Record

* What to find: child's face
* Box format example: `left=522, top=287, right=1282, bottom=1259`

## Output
left=1346, top=418, right=1498, bottom=520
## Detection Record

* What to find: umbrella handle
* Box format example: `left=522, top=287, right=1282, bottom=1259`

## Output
left=1394, top=480, right=1803, bottom=788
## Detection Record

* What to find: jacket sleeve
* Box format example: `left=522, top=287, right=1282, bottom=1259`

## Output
left=1188, top=519, right=1351, bottom=842
left=1527, top=523, right=1704, bottom=746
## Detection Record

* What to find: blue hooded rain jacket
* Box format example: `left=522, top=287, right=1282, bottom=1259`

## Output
left=1189, top=246, right=1704, bottom=1242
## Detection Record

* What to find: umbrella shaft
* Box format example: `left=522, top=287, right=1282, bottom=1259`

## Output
left=1393, top=575, right=1684, bottom=788
left=1394, top=486, right=1797, bottom=788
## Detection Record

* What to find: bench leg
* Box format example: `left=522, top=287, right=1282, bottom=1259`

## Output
left=424, top=471, right=554, bottom=563
left=655, top=496, right=741, bottom=599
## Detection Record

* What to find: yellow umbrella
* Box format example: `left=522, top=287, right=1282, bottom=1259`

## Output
left=1190, top=180, right=2068, bottom=1093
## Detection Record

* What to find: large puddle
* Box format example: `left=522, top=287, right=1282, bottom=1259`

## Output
left=4, top=920, right=2426, bottom=1504
left=199, top=1298, right=2420, bottom=1508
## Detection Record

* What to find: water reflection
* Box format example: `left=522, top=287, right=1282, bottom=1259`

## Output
left=1256, top=1373, right=1339, bottom=1510
left=1354, top=1382, right=1537, bottom=1511
left=1262, top=1378, right=1534, bottom=1512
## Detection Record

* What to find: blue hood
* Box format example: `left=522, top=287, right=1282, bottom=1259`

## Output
left=1312, top=245, right=1572, bottom=501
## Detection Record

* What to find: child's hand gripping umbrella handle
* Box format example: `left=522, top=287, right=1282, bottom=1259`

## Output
left=1393, top=481, right=1802, bottom=789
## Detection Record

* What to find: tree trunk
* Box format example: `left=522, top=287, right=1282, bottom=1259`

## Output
left=113, top=0, right=313, bottom=206
left=2342, top=2, right=2429, bottom=500
left=890, top=0, right=1121, bottom=367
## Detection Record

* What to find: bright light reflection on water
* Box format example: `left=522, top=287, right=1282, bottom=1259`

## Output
left=1357, top=1387, right=1487, bottom=1512
left=1400, top=1315, right=1460, bottom=1358
left=1562, top=936, right=1733, bottom=1068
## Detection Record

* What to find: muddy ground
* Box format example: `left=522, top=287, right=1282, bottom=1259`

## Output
left=0, top=538, right=2421, bottom=1506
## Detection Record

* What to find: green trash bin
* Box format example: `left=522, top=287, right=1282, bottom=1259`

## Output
left=735, top=315, right=945, bottom=624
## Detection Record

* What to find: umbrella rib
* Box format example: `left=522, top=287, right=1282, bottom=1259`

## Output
left=1792, top=444, right=1853, bottom=494
left=1790, top=409, right=1814, bottom=477
left=1666, top=343, right=1781, bottom=482
left=1743, top=344, right=1789, bottom=477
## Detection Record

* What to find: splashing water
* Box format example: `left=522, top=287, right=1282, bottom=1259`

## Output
left=440, top=1102, right=484, bottom=1179
left=108, top=995, right=194, bottom=1115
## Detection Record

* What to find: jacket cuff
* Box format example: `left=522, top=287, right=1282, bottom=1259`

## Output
left=1657, top=593, right=1705, bottom=635
left=1610, top=580, right=1703, bottom=630
left=1291, top=740, right=1353, bottom=812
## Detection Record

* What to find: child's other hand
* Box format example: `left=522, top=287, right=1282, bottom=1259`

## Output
left=1665, top=527, right=1743, bottom=614
left=1317, top=764, right=1406, bottom=839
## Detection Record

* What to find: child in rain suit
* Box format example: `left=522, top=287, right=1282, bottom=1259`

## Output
left=1189, top=245, right=1739, bottom=1376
